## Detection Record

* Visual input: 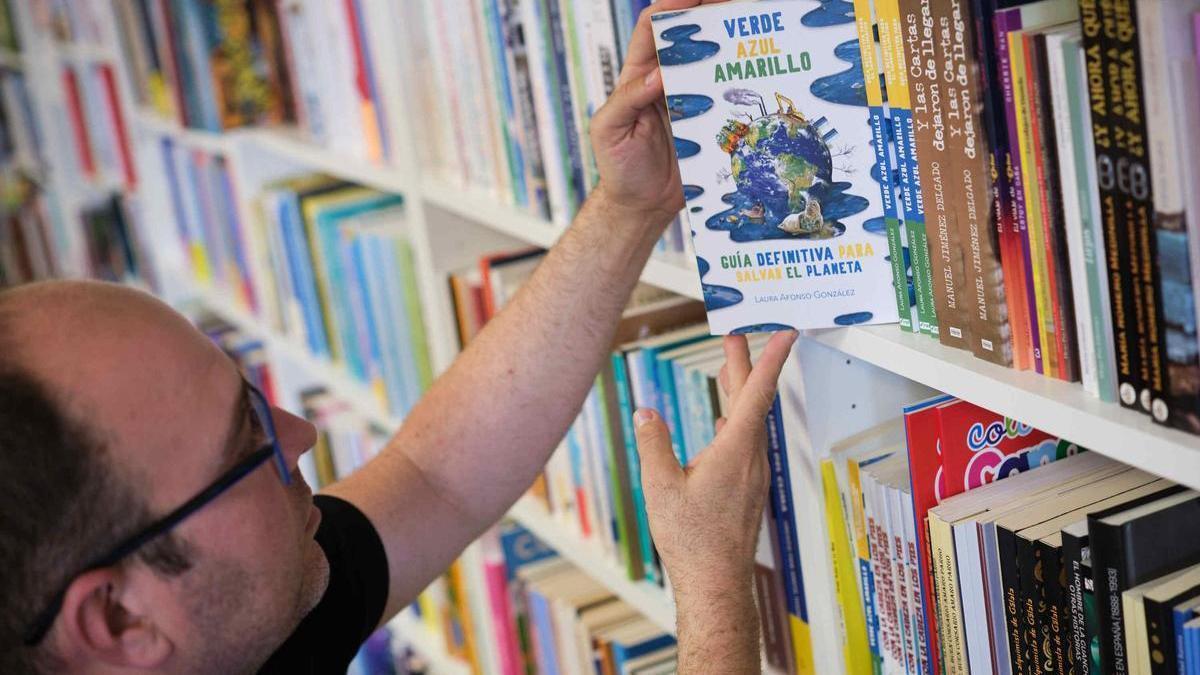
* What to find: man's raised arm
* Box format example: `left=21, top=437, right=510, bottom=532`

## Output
left=324, top=0, right=727, bottom=621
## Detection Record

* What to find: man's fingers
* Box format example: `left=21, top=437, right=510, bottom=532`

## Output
left=736, top=331, right=797, bottom=419
left=592, top=69, right=664, bottom=147
left=634, top=409, right=684, bottom=489
left=722, top=335, right=751, bottom=401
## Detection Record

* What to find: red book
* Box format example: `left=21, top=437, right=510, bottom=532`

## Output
left=61, top=68, right=95, bottom=178
left=99, top=65, right=137, bottom=188
left=936, top=398, right=1076, bottom=495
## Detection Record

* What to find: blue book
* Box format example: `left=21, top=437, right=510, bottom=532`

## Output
left=311, top=194, right=404, bottom=378
left=1187, top=617, right=1200, bottom=675
left=527, top=589, right=560, bottom=675
left=541, top=0, right=585, bottom=213
left=611, top=629, right=676, bottom=673
left=277, top=191, right=329, bottom=357
left=766, top=396, right=812, bottom=669
left=1175, top=601, right=1200, bottom=675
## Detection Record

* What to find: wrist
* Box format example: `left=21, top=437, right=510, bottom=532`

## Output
left=670, top=562, right=756, bottom=612
left=588, top=181, right=677, bottom=242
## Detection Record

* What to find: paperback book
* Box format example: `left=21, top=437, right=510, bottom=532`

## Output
left=652, top=0, right=898, bottom=334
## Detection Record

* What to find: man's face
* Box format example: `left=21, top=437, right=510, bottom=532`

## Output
left=18, top=285, right=328, bottom=671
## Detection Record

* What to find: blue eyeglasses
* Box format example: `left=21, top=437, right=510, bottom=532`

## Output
left=22, top=382, right=292, bottom=646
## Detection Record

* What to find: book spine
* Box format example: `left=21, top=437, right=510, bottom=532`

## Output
left=878, top=0, right=940, bottom=337
left=1012, top=28, right=1057, bottom=378
left=974, top=0, right=1035, bottom=371
left=1138, top=0, right=1200, bottom=433
left=1062, top=528, right=1092, bottom=675
left=623, top=352, right=658, bottom=583
left=929, top=514, right=968, bottom=675
left=1088, top=514, right=1130, bottom=675
left=1028, top=33, right=1079, bottom=382
left=599, top=364, right=643, bottom=579
left=542, top=0, right=586, bottom=214
left=766, top=398, right=815, bottom=675
left=865, top=474, right=904, bottom=674
left=848, top=460, right=883, bottom=673
left=1146, top=596, right=1182, bottom=675
left=1038, top=539, right=1070, bottom=675
left=822, top=461, right=873, bottom=675
left=1078, top=0, right=1145, bottom=410
left=610, top=353, right=648, bottom=580
left=943, top=0, right=1012, bottom=365
left=1062, top=33, right=1119, bottom=402
left=856, top=0, right=917, bottom=333
left=996, top=9, right=1046, bottom=374
left=998, top=524, right=1028, bottom=674
left=1017, top=532, right=1047, bottom=674
left=902, top=0, right=974, bottom=350
left=1049, top=30, right=1101, bottom=395
left=1114, top=0, right=1167, bottom=419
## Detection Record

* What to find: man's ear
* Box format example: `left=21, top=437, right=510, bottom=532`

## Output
left=56, top=568, right=173, bottom=669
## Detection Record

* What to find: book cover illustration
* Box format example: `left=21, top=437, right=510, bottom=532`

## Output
left=652, top=0, right=898, bottom=335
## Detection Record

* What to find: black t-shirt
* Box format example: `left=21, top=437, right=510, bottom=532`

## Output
left=258, top=495, right=389, bottom=674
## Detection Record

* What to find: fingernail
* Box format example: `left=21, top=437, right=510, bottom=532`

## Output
left=786, top=329, right=799, bottom=343
left=644, top=69, right=661, bottom=88
left=634, top=409, right=655, bottom=427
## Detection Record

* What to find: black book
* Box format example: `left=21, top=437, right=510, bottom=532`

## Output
left=1136, top=565, right=1200, bottom=675
left=1106, top=0, right=1169, bottom=422
left=1035, top=535, right=1070, bottom=675
left=1016, top=531, right=1048, bottom=673
left=999, top=522, right=1031, bottom=674
left=1090, top=490, right=1200, bottom=675
left=1076, top=0, right=1145, bottom=411
left=1063, top=519, right=1097, bottom=675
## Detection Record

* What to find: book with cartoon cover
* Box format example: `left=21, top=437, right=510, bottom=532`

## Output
left=652, top=0, right=898, bottom=334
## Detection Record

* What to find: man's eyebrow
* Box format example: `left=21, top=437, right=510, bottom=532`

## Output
left=220, top=380, right=252, bottom=466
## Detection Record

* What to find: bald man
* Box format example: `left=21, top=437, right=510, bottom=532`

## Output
left=0, top=1, right=792, bottom=672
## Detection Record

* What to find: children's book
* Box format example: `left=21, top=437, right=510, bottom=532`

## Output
left=652, top=0, right=898, bottom=334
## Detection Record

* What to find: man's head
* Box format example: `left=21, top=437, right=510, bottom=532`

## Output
left=0, top=281, right=328, bottom=674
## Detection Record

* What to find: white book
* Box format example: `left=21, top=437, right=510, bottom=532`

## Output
left=953, top=519, right=992, bottom=675
left=652, top=0, right=898, bottom=334
left=1045, top=26, right=1099, bottom=398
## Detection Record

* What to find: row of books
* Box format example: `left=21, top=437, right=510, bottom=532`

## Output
left=398, top=0, right=691, bottom=258
left=156, top=131, right=435, bottom=418
left=480, top=521, right=677, bottom=675
left=113, top=0, right=294, bottom=135
left=448, top=248, right=815, bottom=674
left=848, top=0, right=1200, bottom=431
left=114, top=0, right=392, bottom=164
left=810, top=389, right=1200, bottom=675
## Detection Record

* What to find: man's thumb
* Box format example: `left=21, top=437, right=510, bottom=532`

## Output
left=633, top=409, right=683, bottom=486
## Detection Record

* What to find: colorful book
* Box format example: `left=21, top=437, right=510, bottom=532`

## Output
left=652, top=0, right=898, bottom=334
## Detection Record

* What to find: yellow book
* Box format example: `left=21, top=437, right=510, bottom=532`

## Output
left=1009, top=30, right=1056, bottom=378
left=822, top=460, right=874, bottom=675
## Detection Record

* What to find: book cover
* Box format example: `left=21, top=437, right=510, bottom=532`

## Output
left=652, top=0, right=898, bottom=335
left=936, top=398, right=1077, bottom=496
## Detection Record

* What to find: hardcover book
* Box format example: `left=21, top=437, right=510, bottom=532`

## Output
left=652, top=0, right=898, bottom=334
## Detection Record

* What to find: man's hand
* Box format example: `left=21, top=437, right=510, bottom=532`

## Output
left=590, top=0, right=728, bottom=225
left=633, top=330, right=797, bottom=673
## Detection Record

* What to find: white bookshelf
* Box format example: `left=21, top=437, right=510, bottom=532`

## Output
left=15, top=0, right=1200, bottom=672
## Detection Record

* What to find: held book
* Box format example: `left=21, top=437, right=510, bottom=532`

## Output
left=652, top=0, right=898, bottom=334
